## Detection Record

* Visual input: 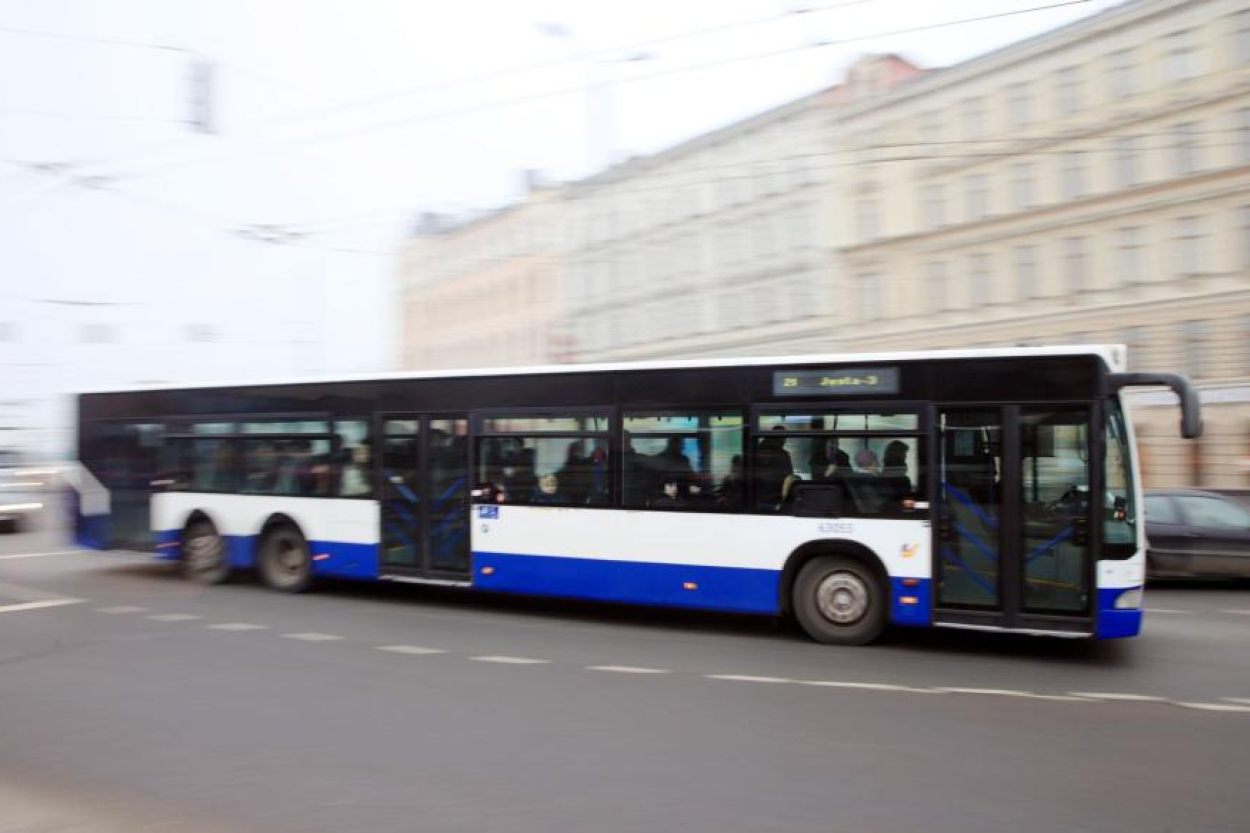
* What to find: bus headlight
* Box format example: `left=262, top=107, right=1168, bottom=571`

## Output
left=1114, top=589, right=1143, bottom=610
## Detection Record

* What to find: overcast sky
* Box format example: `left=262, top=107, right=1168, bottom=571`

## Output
left=0, top=0, right=1124, bottom=451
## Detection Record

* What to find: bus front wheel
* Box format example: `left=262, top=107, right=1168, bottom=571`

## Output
left=792, top=555, right=886, bottom=646
left=258, top=525, right=314, bottom=593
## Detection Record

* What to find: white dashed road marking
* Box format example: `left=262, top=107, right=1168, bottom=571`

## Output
left=1221, top=698, right=1250, bottom=706
left=802, top=680, right=939, bottom=693
left=95, top=606, right=148, bottom=614
left=1144, top=608, right=1191, bottom=614
left=0, top=598, right=84, bottom=614
left=375, top=645, right=447, bottom=655
left=146, top=613, right=204, bottom=622
left=0, top=550, right=87, bottom=560
left=1218, top=609, right=1250, bottom=616
left=1173, top=701, right=1250, bottom=713
left=207, top=623, right=269, bottom=631
left=586, top=665, right=670, bottom=674
left=1067, top=692, right=1167, bottom=702
left=470, top=655, right=550, bottom=664
left=281, top=632, right=344, bottom=642
left=705, top=674, right=792, bottom=684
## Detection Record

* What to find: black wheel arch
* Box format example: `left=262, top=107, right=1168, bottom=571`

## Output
left=778, top=538, right=890, bottom=617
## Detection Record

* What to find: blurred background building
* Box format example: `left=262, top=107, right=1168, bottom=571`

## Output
left=400, top=177, right=565, bottom=370
left=396, top=0, right=1248, bottom=489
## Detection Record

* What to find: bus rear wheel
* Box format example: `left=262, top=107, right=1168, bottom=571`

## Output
left=182, top=519, right=231, bottom=585
left=792, top=555, right=886, bottom=646
left=258, top=525, right=313, bottom=593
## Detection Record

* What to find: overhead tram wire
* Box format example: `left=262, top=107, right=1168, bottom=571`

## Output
left=230, top=0, right=880, bottom=134
left=101, top=0, right=1093, bottom=182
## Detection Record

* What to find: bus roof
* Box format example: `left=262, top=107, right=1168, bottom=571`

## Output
left=80, top=344, right=1125, bottom=396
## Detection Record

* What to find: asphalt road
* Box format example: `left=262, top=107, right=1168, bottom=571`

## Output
left=2, top=506, right=1249, bottom=832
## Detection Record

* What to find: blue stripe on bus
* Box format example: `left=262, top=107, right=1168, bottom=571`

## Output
left=152, top=530, right=379, bottom=579
left=1095, top=587, right=1142, bottom=639
left=472, top=550, right=781, bottom=614
left=75, top=512, right=110, bottom=551
left=889, top=577, right=932, bottom=627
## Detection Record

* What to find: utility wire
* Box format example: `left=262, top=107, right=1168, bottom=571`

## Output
left=0, top=23, right=188, bottom=53
left=103, top=1, right=1093, bottom=181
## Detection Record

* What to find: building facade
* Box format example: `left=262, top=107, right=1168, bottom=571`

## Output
left=562, top=56, right=925, bottom=363
left=400, top=184, right=565, bottom=370
left=831, top=0, right=1250, bottom=488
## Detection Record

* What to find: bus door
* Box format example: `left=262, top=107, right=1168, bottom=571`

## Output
left=379, top=415, right=470, bottom=578
left=934, top=406, right=1095, bottom=631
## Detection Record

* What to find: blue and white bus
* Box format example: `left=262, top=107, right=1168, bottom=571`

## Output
left=73, top=346, right=1201, bottom=645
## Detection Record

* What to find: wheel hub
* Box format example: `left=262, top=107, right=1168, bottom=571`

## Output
left=815, top=572, right=869, bottom=625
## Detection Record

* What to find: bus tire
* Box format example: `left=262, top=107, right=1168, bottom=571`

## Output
left=792, top=555, right=886, bottom=646
left=182, top=519, right=231, bottom=585
left=258, top=524, right=314, bottom=593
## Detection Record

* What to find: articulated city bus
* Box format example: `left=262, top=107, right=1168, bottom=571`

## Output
left=72, top=347, right=1201, bottom=645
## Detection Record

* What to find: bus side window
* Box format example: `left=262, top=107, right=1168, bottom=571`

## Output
left=622, top=412, right=744, bottom=511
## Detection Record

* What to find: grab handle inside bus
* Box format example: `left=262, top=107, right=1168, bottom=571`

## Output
left=1107, top=372, right=1203, bottom=439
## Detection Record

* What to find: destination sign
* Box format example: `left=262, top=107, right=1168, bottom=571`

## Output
left=773, top=367, right=899, bottom=397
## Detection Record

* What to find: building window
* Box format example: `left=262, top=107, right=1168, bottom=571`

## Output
left=965, top=173, right=990, bottom=221
left=1236, top=10, right=1250, bottom=65
left=1063, top=237, right=1087, bottom=295
left=1181, top=320, right=1206, bottom=378
left=1056, top=66, right=1081, bottom=116
left=922, top=183, right=946, bottom=228
left=968, top=253, right=990, bottom=305
left=1008, top=82, right=1033, bottom=127
left=1166, top=29, right=1200, bottom=82
left=1109, top=49, right=1135, bottom=98
left=962, top=97, right=985, bottom=140
left=857, top=198, right=879, bottom=242
left=1116, top=227, right=1146, bottom=285
left=860, top=274, right=880, bottom=322
left=1241, top=205, right=1250, bottom=268
left=80, top=323, right=115, bottom=344
left=1242, top=316, right=1250, bottom=374
left=1173, top=123, right=1198, bottom=175
left=1015, top=245, right=1038, bottom=300
left=1114, top=136, right=1140, bottom=188
left=1060, top=151, right=1086, bottom=200
left=0, top=322, right=13, bottom=342
left=1173, top=216, right=1207, bottom=277
left=1010, top=162, right=1036, bottom=210
left=1237, top=108, right=1250, bottom=165
left=926, top=261, right=947, bottom=311
left=1122, top=325, right=1147, bottom=371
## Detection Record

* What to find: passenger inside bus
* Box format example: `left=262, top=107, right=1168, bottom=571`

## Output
left=753, top=428, right=794, bottom=510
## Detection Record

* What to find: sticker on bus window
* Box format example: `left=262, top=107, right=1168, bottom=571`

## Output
left=478, top=505, right=499, bottom=519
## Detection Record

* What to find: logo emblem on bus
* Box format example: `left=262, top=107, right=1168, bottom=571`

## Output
left=901, top=543, right=919, bottom=559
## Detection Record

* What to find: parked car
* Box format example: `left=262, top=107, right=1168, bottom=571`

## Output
left=1144, top=489, right=1250, bottom=579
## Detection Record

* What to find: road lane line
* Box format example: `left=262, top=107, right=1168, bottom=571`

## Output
left=1144, top=608, right=1192, bottom=614
left=1221, top=698, right=1250, bottom=705
left=0, top=598, right=84, bottom=614
left=1172, top=701, right=1250, bottom=713
left=705, top=674, right=793, bottom=684
left=281, top=632, right=344, bottom=642
left=95, top=606, right=148, bottom=614
left=0, top=550, right=87, bottom=560
left=1067, top=692, right=1166, bottom=702
left=1218, top=609, right=1250, bottom=616
left=469, top=655, right=549, bottom=664
left=206, top=623, right=269, bottom=631
left=145, top=613, right=204, bottom=622
left=586, top=665, right=670, bottom=674
left=376, top=645, right=447, bottom=655
left=801, top=680, right=939, bottom=693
